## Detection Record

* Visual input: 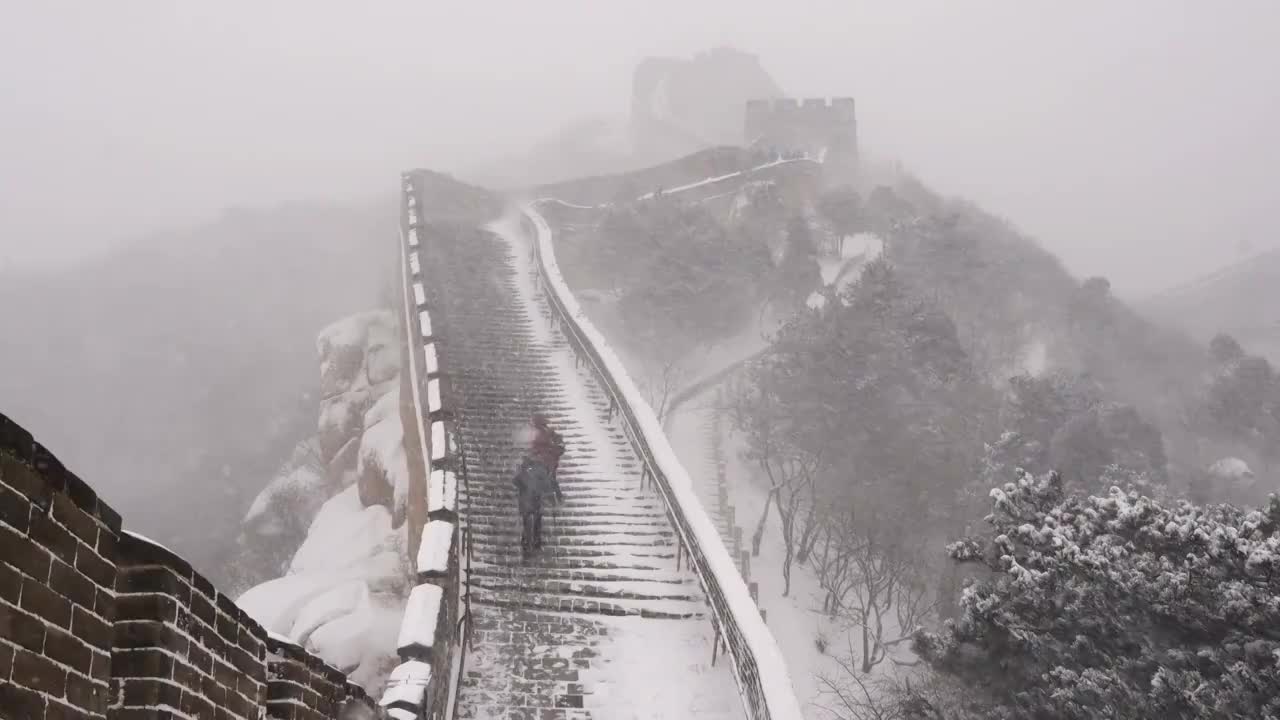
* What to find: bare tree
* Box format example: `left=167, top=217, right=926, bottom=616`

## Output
left=640, top=355, right=684, bottom=423
left=728, top=376, right=827, bottom=596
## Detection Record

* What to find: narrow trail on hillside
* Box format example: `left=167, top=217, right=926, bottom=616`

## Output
left=419, top=210, right=742, bottom=720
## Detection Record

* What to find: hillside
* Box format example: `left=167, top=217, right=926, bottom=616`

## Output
left=0, top=200, right=392, bottom=586
left=1142, top=247, right=1280, bottom=361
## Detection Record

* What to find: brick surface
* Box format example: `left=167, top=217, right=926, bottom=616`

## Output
left=13, top=645, right=69, bottom=696
left=1, top=522, right=53, bottom=581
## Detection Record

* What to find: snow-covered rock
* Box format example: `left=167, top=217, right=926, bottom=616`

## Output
left=356, top=392, right=410, bottom=518
left=316, top=310, right=402, bottom=462
left=238, top=484, right=410, bottom=694
left=243, top=438, right=332, bottom=539
left=1209, top=457, right=1254, bottom=479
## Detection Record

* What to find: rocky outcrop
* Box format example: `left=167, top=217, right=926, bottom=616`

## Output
left=233, top=310, right=413, bottom=695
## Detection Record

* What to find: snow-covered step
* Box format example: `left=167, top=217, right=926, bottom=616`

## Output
left=419, top=214, right=741, bottom=719
left=469, top=587, right=705, bottom=620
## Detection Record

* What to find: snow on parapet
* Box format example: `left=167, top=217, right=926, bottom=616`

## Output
left=122, top=529, right=179, bottom=557
left=427, top=378, right=442, bottom=414
left=430, top=421, right=445, bottom=462
left=534, top=153, right=824, bottom=212
left=416, top=520, right=455, bottom=577
left=523, top=202, right=806, bottom=720
left=381, top=660, right=432, bottom=712
left=396, top=583, right=444, bottom=658
left=423, top=343, right=439, bottom=376
left=427, top=469, right=456, bottom=515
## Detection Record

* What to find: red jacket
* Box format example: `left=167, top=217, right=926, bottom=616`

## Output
left=530, top=425, right=565, bottom=471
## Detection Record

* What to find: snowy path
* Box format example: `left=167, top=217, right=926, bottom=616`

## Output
left=418, top=213, right=742, bottom=720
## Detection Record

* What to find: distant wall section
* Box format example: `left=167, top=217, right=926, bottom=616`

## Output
left=744, top=97, right=857, bottom=160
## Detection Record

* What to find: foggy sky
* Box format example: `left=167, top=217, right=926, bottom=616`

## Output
left=3, top=1, right=1277, bottom=296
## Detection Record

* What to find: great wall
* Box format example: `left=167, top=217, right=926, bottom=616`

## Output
left=1, top=99, right=851, bottom=720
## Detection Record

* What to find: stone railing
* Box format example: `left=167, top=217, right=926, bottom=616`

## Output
left=379, top=171, right=468, bottom=720
left=522, top=206, right=804, bottom=720
left=0, top=411, right=379, bottom=720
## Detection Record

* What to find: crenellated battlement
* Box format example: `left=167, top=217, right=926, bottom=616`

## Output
left=745, top=96, right=857, bottom=158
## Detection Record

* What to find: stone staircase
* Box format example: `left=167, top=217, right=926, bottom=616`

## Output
left=419, top=218, right=742, bottom=720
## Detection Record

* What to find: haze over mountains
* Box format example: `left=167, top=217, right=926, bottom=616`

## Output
left=1, top=36, right=1276, bottom=594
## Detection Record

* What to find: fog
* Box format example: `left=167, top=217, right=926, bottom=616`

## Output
left=2, top=1, right=1277, bottom=295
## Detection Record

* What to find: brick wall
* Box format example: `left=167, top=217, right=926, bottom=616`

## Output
left=0, top=411, right=381, bottom=720
left=378, top=171, right=465, bottom=720
left=1, top=414, right=121, bottom=719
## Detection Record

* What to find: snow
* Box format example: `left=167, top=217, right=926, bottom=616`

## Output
left=317, top=311, right=384, bottom=355
left=522, top=201, right=805, bottom=719
left=423, top=343, right=439, bottom=375
left=416, top=519, right=455, bottom=576
left=399, top=232, right=434, bottom=520
left=390, top=659, right=433, bottom=683
left=381, top=659, right=433, bottom=710
left=580, top=616, right=743, bottom=720
left=1210, top=457, right=1255, bottom=480
left=242, top=450, right=327, bottom=533
left=289, top=487, right=405, bottom=578
left=290, top=580, right=368, bottom=644
left=267, top=630, right=299, bottom=649
left=357, top=393, right=411, bottom=516
left=380, top=681, right=427, bottom=710
left=430, top=420, right=445, bottom=461
left=427, top=378, right=441, bottom=413
left=396, top=583, right=444, bottom=655
left=237, top=483, right=409, bottom=693
left=122, top=530, right=180, bottom=558
left=634, top=156, right=821, bottom=202
left=532, top=154, right=824, bottom=213
left=427, top=469, right=456, bottom=514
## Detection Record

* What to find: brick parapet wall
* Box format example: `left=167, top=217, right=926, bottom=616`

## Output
left=378, top=171, right=465, bottom=720
left=0, top=411, right=381, bottom=720
left=1, top=413, right=121, bottom=719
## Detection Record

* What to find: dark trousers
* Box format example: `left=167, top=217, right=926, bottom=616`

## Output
left=521, top=507, right=543, bottom=550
